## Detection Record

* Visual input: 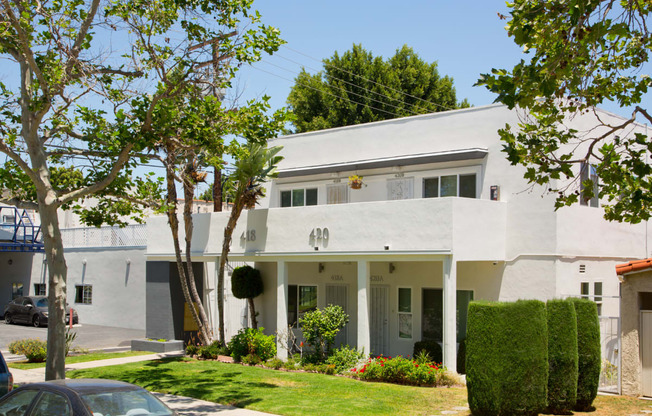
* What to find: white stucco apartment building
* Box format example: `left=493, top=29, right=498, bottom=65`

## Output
left=145, top=103, right=651, bottom=373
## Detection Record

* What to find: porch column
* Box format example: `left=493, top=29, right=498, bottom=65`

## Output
left=357, top=260, right=371, bottom=355
left=443, top=255, right=457, bottom=372
left=277, top=261, right=288, bottom=359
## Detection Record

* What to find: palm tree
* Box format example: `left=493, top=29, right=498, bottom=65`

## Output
left=216, top=143, right=283, bottom=342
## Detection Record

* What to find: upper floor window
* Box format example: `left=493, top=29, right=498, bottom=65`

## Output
left=423, top=173, right=477, bottom=198
left=580, top=162, right=599, bottom=207
left=327, top=184, right=348, bottom=204
left=281, top=188, right=318, bottom=207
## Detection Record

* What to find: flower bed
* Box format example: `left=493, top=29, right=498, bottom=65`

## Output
left=350, top=355, right=458, bottom=387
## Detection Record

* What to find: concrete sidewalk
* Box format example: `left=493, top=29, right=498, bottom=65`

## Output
left=9, top=352, right=276, bottom=416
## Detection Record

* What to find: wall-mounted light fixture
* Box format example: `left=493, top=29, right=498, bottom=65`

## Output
left=318, top=263, right=325, bottom=273
left=82, top=259, right=87, bottom=265
left=384, top=245, right=390, bottom=251
left=389, top=263, right=395, bottom=274
left=126, top=259, right=131, bottom=265
left=7, top=259, right=12, bottom=265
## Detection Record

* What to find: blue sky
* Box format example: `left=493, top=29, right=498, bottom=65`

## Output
left=231, top=0, right=650, bottom=119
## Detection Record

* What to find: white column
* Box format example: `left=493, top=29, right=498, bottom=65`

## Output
left=443, top=255, right=457, bottom=373
left=276, top=261, right=288, bottom=359
left=357, top=260, right=371, bottom=355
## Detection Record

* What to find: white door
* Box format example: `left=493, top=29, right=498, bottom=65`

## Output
left=371, top=285, right=389, bottom=357
left=326, top=285, right=348, bottom=347
left=641, top=311, right=652, bottom=397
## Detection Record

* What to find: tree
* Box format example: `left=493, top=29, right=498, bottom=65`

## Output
left=300, top=305, right=349, bottom=361
left=478, top=0, right=652, bottom=223
left=216, top=143, right=283, bottom=343
left=231, top=265, right=264, bottom=329
left=0, top=0, right=282, bottom=379
left=287, top=44, right=470, bottom=133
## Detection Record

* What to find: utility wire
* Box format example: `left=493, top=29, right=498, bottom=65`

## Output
left=281, top=45, right=458, bottom=112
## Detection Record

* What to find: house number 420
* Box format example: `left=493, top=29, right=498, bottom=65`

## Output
left=310, top=227, right=329, bottom=246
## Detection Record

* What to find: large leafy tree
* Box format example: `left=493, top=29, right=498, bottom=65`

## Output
left=0, top=0, right=281, bottom=379
left=287, top=44, right=470, bottom=133
left=478, top=0, right=652, bottom=223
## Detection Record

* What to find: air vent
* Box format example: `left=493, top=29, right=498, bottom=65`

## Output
left=579, top=264, right=586, bottom=273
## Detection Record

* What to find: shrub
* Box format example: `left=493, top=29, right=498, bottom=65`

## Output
left=571, top=298, right=601, bottom=411
left=228, top=328, right=276, bottom=362
left=185, top=343, right=199, bottom=357
left=325, top=345, right=365, bottom=374
left=242, top=354, right=261, bottom=365
left=299, top=305, right=349, bottom=361
left=65, top=328, right=77, bottom=357
left=466, top=300, right=548, bottom=416
left=231, top=265, right=264, bottom=329
left=265, top=357, right=284, bottom=370
left=547, top=299, right=578, bottom=414
left=351, top=356, right=450, bottom=386
left=197, top=340, right=228, bottom=360
left=413, top=340, right=442, bottom=364
left=9, top=338, right=47, bottom=363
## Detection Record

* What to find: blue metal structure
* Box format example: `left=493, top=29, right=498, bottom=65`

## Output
left=0, top=206, right=44, bottom=252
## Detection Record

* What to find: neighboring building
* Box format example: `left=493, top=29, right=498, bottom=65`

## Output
left=145, top=104, right=651, bottom=373
left=616, top=258, right=652, bottom=397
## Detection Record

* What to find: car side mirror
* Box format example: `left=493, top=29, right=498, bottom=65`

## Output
left=26, top=304, right=33, bottom=308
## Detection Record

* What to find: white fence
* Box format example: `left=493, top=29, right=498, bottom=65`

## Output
left=61, top=224, right=147, bottom=248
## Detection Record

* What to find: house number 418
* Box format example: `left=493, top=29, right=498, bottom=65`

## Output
left=310, top=227, right=329, bottom=246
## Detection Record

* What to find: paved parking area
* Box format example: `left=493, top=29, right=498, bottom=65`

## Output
left=0, top=322, right=144, bottom=353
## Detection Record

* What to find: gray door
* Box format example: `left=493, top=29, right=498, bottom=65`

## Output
left=371, top=285, right=389, bottom=357
left=326, top=285, right=348, bottom=348
left=642, top=311, right=652, bottom=397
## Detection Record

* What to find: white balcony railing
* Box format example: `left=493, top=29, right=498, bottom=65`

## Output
left=61, top=224, right=146, bottom=248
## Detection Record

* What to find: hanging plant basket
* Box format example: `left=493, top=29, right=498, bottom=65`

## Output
left=348, top=175, right=364, bottom=190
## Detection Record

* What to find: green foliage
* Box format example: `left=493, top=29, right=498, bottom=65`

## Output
left=299, top=305, right=349, bottom=361
left=546, top=299, right=578, bottom=413
left=264, top=357, right=285, bottom=370
left=477, top=1, right=652, bottom=223
left=65, top=328, right=77, bottom=357
left=228, top=328, right=276, bottom=363
left=325, top=345, right=366, bottom=374
left=571, top=298, right=601, bottom=411
left=413, top=341, right=442, bottom=364
left=352, top=356, right=451, bottom=387
left=242, top=354, right=261, bottom=366
left=287, top=44, right=469, bottom=133
left=466, top=300, right=548, bottom=416
left=231, top=265, right=264, bottom=300
left=9, top=339, right=48, bottom=363
left=197, top=341, right=229, bottom=360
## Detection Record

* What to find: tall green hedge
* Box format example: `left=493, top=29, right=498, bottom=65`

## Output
left=571, top=298, right=601, bottom=411
left=546, top=299, right=578, bottom=413
left=467, top=300, right=548, bottom=416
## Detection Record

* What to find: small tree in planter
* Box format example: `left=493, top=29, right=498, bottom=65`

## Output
left=300, top=305, right=349, bottom=361
left=231, top=265, right=264, bottom=329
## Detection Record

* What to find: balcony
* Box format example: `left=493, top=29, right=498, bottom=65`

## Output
left=61, top=224, right=147, bottom=249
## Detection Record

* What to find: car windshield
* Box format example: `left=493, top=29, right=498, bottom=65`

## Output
left=35, top=298, right=48, bottom=307
left=81, top=390, right=174, bottom=416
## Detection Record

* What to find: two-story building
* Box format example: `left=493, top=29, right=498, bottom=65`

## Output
left=145, top=103, right=650, bottom=374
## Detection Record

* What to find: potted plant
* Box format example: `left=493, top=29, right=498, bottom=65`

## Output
left=348, top=175, right=364, bottom=189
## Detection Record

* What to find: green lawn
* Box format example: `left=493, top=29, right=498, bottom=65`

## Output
left=68, top=357, right=468, bottom=416
left=8, top=351, right=154, bottom=370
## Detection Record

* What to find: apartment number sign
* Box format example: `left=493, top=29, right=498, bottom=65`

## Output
left=241, top=230, right=256, bottom=241
left=310, top=227, right=329, bottom=247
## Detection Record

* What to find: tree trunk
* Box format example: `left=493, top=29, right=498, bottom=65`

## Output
left=164, top=151, right=210, bottom=346
left=213, top=168, right=222, bottom=212
left=217, top=192, right=245, bottom=343
left=182, top=168, right=213, bottom=342
left=247, top=297, right=258, bottom=329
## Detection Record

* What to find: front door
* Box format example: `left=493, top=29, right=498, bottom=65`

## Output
left=326, top=285, right=348, bottom=348
left=641, top=311, right=652, bottom=396
left=370, top=285, right=389, bottom=356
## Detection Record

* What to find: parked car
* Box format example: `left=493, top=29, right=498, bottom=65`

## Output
left=0, top=350, right=13, bottom=398
left=4, top=296, right=78, bottom=327
left=0, top=379, right=177, bottom=415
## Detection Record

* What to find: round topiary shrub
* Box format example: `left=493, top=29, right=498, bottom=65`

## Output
left=231, top=265, right=264, bottom=329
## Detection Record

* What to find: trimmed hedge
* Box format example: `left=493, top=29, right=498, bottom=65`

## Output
left=413, top=340, right=442, bottom=364
left=467, top=300, right=548, bottom=416
left=231, top=265, right=263, bottom=299
left=571, top=298, right=601, bottom=411
left=546, top=299, right=578, bottom=414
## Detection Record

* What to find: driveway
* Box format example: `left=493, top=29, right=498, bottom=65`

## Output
left=0, top=323, right=144, bottom=352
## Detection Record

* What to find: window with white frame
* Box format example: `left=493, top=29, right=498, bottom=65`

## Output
left=580, top=162, right=599, bottom=207
left=387, top=177, right=414, bottom=200
left=580, top=281, right=603, bottom=315
left=280, top=188, right=318, bottom=207
left=34, top=283, right=46, bottom=296
left=398, top=287, right=412, bottom=339
left=287, top=285, right=317, bottom=327
left=75, top=284, right=92, bottom=304
left=326, top=184, right=348, bottom=204
left=423, top=173, right=477, bottom=199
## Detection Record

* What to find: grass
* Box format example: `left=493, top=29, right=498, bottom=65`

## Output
left=8, top=351, right=154, bottom=370
left=67, top=357, right=652, bottom=416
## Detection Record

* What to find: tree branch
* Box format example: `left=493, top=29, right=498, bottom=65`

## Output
left=62, top=0, right=100, bottom=83
left=0, top=140, right=39, bottom=183
left=0, top=196, right=38, bottom=210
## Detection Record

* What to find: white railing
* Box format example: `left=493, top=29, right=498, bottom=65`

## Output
left=61, top=224, right=146, bottom=248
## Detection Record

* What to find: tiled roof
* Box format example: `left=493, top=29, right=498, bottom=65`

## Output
left=616, top=258, right=652, bottom=275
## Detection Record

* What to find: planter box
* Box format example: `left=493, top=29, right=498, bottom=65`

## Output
left=131, top=339, right=184, bottom=353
